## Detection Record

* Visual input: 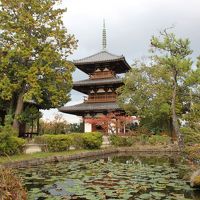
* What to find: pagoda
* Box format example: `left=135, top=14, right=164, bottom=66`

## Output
left=59, top=21, right=131, bottom=132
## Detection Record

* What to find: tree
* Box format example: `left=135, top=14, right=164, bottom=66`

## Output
left=118, top=62, right=174, bottom=135
left=183, top=56, right=200, bottom=129
left=0, top=0, right=77, bottom=133
left=40, top=114, right=70, bottom=134
left=85, top=112, right=133, bottom=135
left=118, top=30, right=195, bottom=149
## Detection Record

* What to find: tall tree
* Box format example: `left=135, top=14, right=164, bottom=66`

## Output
left=118, top=31, right=194, bottom=149
left=0, top=0, right=77, bottom=132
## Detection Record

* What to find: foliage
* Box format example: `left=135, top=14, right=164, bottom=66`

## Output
left=19, top=106, right=42, bottom=124
left=0, top=115, right=26, bottom=155
left=110, top=134, right=171, bottom=147
left=0, top=0, right=77, bottom=131
left=137, top=134, right=150, bottom=145
left=69, top=122, right=84, bottom=133
left=184, top=144, right=200, bottom=161
left=110, top=135, right=135, bottom=147
left=85, top=112, right=133, bottom=134
left=0, top=134, right=26, bottom=155
left=0, top=168, right=27, bottom=200
left=40, top=115, right=84, bottom=135
left=81, top=132, right=103, bottom=149
left=148, top=135, right=171, bottom=145
left=118, top=30, right=200, bottom=148
left=181, top=127, right=200, bottom=145
left=40, top=114, right=70, bottom=135
left=36, top=132, right=103, bottom=152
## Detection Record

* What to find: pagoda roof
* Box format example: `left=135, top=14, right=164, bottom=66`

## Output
left=59, top=102, right=123, bottom=116
left=73, top=78, right=123, bottom=94
left=74, top=50, right=131, bottom=74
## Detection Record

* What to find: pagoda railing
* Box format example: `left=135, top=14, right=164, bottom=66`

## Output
left=90, top=71, right=115, bottom=79
left=85, top=94, right=117, bottom=103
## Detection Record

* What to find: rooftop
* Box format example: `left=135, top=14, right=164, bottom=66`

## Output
left=73, top=78, right=123, bottom=94
left=73, top=50, right=131, bottom=74
left=74, top=51, right=124, bottom=64
left=59, top=102, right=123, bottom=116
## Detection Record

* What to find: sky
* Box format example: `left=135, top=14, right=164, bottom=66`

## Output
left=42, top=0, right=200, bottom=123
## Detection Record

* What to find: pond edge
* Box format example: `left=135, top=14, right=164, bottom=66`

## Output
left=0, top=147, right=180, bottom=169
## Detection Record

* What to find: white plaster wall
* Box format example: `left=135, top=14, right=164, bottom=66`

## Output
left=84, top=122, right=92, bottom=132
left=108, top=121, right=116, bottom=134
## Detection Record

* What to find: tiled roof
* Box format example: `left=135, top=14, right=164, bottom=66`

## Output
left=59, top=102, right=123, bottom=115
left=74, top=78, right=123, bottom=86
left=73, top=50, right=131, bottom=74
left=74, top=51, right=124, bottom=64
left=73, top=78, right=123, bottom=94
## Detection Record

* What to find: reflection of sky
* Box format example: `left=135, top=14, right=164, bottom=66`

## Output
left=42, top=0, right=200, bottom=123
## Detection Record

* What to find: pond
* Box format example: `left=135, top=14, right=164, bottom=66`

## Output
left=17, top=153, right=200, bottom=200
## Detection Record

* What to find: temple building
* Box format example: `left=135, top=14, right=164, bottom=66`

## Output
left=59, top=22, right=131, bottom=132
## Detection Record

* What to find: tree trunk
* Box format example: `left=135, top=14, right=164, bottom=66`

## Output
left=13, top=92, right=24, bottom=134
left=171, top=71, right=184, bottom=150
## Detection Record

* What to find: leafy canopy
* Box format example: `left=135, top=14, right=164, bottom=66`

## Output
left=0, top=0, right=77, bottom=108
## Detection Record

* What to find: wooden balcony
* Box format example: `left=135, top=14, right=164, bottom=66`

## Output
left=90, top=71, right=115, bottom=79
left=84, top=94, right=117, bottom=103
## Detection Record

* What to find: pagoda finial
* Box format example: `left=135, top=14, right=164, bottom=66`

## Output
left=102, top=19, right=107, bottom=51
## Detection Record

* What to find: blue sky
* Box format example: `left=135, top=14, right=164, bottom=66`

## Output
left=42, top=0, right=200, bottom=123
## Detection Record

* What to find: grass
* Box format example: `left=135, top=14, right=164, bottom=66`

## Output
left=0, top=149, right=91, bottom=165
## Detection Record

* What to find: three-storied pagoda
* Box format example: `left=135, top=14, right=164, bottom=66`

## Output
left=59, top=22, right=131, bottom=132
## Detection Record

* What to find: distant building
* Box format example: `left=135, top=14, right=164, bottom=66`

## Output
left=59, top=21, right=131, bottom=133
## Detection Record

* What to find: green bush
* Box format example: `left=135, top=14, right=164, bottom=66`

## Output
left=36, top=134, right=72, bottom=152
left=36, top=132, right=103, bottom=152
left=110, top=135, right=135, bottom=147
left=0, top=168, right=27, bottom=199
left=70, top=133, right=84, bottom=149
left=0, top=115, right=26, bottom=156
left=181, top=127, right=200, bottom=144
left=0, top=131, right=25, bottom=156
left=148, top=135, right=171, bottom=145
left=137, top=134, right=149, bottom=144
left=81, top=132, right=103, bottom=149
left=110, top=134, right=171, bottom=147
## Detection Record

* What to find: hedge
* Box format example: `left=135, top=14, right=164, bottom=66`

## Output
left=36, top=132, right=103, bottom=152
left=110, top=135, right=135, bottom=147
left=0, top=133, right=26, bottom=156
left=110, top=134, right=171, bottom=147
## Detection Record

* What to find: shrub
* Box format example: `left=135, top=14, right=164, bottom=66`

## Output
left=0, top=115, right=26, bottom=156
left=184, top=144, right=200, bottom=161
left=36, top=132, right=103, bottom=152
left=70, top=133, right=84, bottom=149
left=181, top=127, right=200, bottom=144
left=0, top=168, right=27, bottom=200
left=137, top=134, right=149, bottom=144
left=110, top=135, right=135, bottom=147
left=81, top=132, right=103, bottom=149
left=36, top=134, right=72, bottom=152
left=148, top=135, right=171, bottom=145
left=0, top=133, right=26, bottom=156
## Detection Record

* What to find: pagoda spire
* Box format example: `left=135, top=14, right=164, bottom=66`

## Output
left=102, top=19, right=107, bottom=51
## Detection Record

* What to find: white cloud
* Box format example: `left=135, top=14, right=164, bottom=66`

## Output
left=42, top=0, right=200, bottom=123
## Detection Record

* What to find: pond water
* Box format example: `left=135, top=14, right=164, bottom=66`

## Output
left=17, top=153, right=200, bottom=200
